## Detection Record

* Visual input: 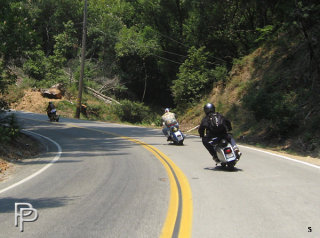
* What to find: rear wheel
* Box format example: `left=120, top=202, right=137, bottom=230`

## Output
left=178, top=140, right=184, bottom=145
left=227, top=161, right=236, bottom=169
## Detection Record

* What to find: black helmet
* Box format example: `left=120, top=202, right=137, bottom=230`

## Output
left=204, top=103, right=215, bottom=115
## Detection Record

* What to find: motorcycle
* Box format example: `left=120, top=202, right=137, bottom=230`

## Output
left=209, top=137, right=238, bottom=169
left=166, top=124, right=185, bottom=145
left=47, top=109, right=60, bottom=122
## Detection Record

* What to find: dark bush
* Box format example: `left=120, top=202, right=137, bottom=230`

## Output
left=0, top=113, right=20, bottom=143
left=111, top=100, right=152, bottom=123
left=243, top=83, right=299, bottom=136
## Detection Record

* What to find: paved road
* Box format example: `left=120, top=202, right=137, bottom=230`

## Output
left=0, top=111, right=319, bottom=238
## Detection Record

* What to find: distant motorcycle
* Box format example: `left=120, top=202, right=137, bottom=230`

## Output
left=166, top=124, right=184, bottom=145
left=209, top=137, right=238, bottom=169
left=47, top=109, right=60, bottom=122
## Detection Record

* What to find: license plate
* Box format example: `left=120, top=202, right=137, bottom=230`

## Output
left=226, top=153, right=235, bottom=160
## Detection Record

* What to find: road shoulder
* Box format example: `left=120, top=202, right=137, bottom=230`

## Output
left=0, top=132, right=45, bottom=182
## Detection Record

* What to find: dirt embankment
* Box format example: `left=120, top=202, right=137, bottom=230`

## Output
left=11, top=89, right=63, bottom=114
left=0, top=133, right=42, bottom=181
left=1, top=89, right=60, bottom=179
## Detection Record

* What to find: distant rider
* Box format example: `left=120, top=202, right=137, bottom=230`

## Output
left=161, top=108, right=179, bottom=141
left=46, top=102, right=57, bottom=118
left=198, top=103, right=241, bottom=162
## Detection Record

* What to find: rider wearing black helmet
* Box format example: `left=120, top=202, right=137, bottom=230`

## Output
left=198, top=103, right=241, bottom=162
left=203, top=102, right=215, bottom=115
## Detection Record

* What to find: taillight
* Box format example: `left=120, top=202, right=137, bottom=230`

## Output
left=224, top=148, right=232, bottom=154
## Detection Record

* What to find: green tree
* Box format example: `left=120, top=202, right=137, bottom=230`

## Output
left=23, top=21, right=77, bottom=84
left=31, top=0, right=82, bottom=55
left=53, top=21, right=77, bottom=61
left=172, top=46, right=218, bottom=109
left=23, top=46, right=47, bottom=81
left=115, top=25, right=160, bottom=102
left=0, top=0, right=37, bottom=63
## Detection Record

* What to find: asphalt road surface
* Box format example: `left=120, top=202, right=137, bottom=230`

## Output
left=0, top=111, right=319, bottom=238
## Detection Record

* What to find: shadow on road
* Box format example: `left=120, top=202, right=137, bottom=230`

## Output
left=0, top=196, right=78, bottom=213
left=204, top=166, right=243, bottom=172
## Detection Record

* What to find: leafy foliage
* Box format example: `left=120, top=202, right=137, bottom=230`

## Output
left=4, top=0, right=307, bottom=108
left=243, top=83, right=299, bottom=136
left=255, top=25, right=275, bottom=43
left=0, top=114, right=20, bottom=143
left=23, top=46, right=47, bottom=81
left=0, top=0, right=37, bottom=62
left=172, top=47, right=227, bottom=109
left=111, top=99, right=152, bottom=123
left=0, top=0, right=319, bottom=154
left=115, top=26, right=159, bottom=58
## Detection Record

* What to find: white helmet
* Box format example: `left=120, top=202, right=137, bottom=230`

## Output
left=165, top=108, right=170, bottom=113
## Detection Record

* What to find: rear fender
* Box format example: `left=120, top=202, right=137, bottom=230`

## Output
left=216, top=147, right=227, bottom=162
left=171, top=130, right=184, bottom=142
left=216, top=143, right=237, bottom=162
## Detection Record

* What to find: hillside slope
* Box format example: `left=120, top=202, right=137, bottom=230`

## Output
left=180, top=31, right=320, bottom=158
left=11, top=89, right=64, bottom=114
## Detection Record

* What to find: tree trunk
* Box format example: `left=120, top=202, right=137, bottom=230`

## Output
left=141, top=60, right=147, bottom=102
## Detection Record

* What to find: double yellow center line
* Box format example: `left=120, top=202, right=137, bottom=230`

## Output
left=23, top=117, right=193, bottom=238
left=70, top=124, right=193, bottom=238
left=119, top=135, right=193, bottom=238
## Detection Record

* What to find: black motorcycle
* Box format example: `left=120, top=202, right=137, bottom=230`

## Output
left=47, top=110, right=60, bottom=122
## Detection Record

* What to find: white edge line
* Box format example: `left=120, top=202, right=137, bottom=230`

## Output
left=0, top=131, right=62, bottom=195
left=185, top=134, right=320, bottom=169
left=239, top=144, right=320, bottom=169
left=11, top=112, right=320, bottom=170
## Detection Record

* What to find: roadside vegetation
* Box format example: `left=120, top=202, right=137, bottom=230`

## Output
left=0, top=0, right=319, bottom=159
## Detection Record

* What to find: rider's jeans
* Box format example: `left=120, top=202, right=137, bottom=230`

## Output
left=162, top=123, right=179, bottom=137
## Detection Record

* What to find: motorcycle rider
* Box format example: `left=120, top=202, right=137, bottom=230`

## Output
left=46, top=102, right=58, bottom=121
left=198, top=103, right=241, bottom=162
left=161, top=108, right=179, bottom=141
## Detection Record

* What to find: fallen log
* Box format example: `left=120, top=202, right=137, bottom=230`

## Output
left=85, top=86, right=121, bottom=105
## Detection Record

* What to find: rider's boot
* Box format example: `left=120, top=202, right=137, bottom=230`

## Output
left=233, top=146, right=242, bottom=160
left=212, top=151, right=219, bottom=164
